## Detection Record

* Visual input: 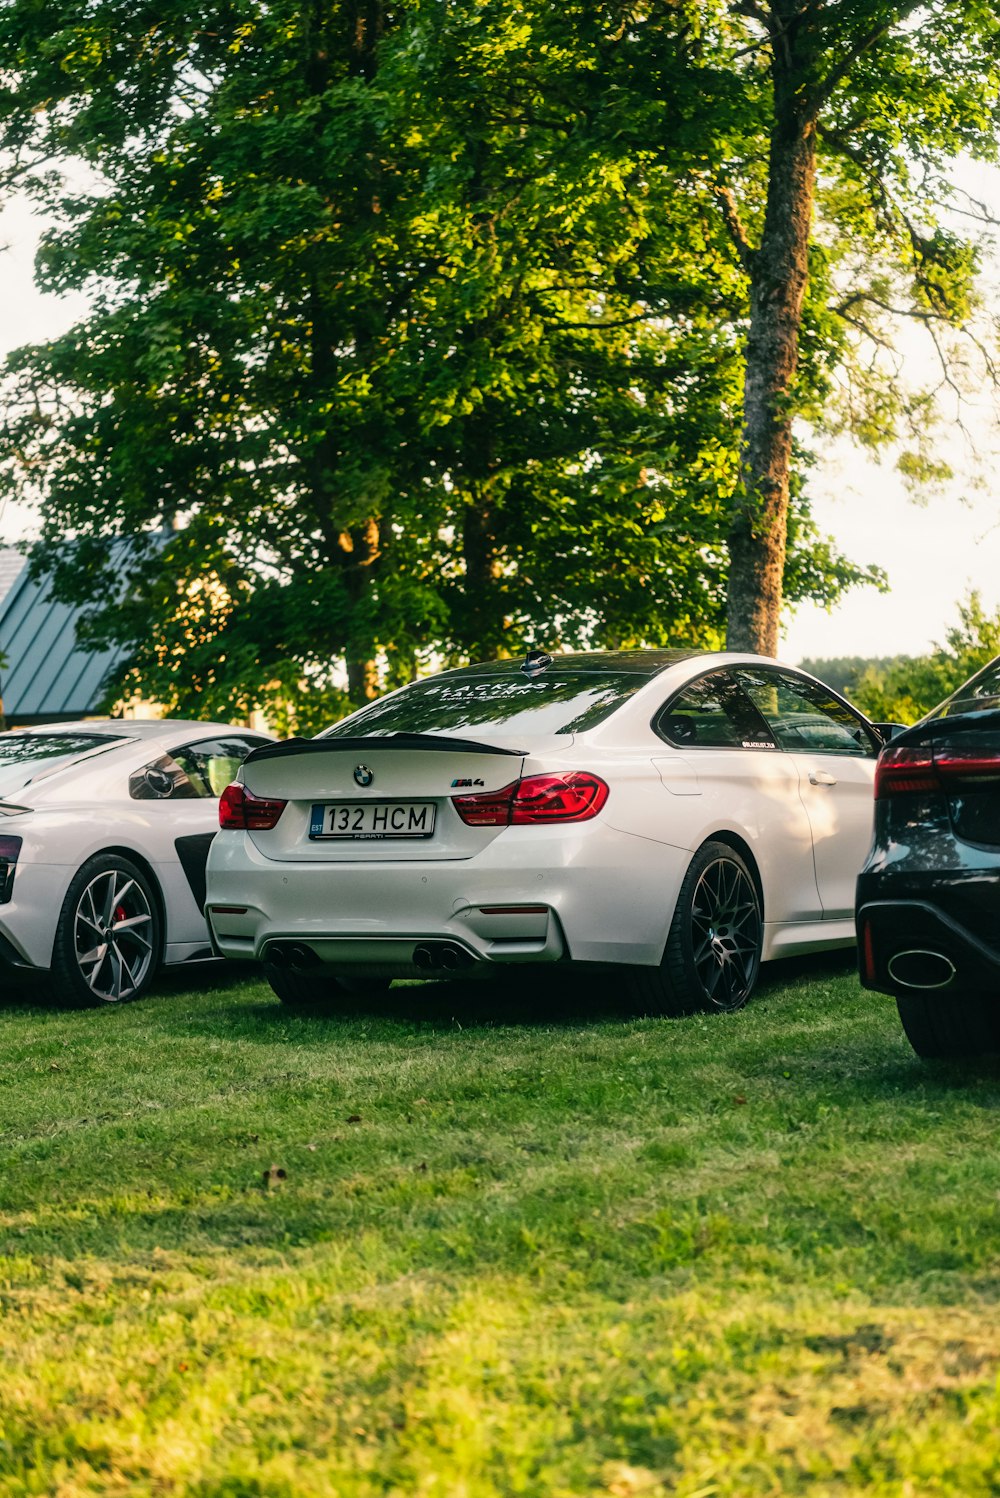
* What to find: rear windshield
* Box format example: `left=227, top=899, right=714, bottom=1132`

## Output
left=928, top=659, right=1000, bottom=720
left=322, top=671, right=649, bottom=740
left=0, top=732, right=121, bottom=797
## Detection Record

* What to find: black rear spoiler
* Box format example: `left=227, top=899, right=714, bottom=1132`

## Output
left=245, top=732, right=525, bottom=765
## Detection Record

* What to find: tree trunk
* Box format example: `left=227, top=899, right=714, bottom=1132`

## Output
left=462, top=487, right=504, bottom=659
left=346, top=652, right=380, bottom=701
left=726, top=50, right=817, bottom=656
left=459, top=389, right=507, bottom=659
left=343, top=517, right=382, bottom=701
left=307, top=0, right=388, bottom=704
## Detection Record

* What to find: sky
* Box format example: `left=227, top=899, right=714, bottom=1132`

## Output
left=2, top=175, right=1000, bottom=668
left=784, top=152, right=1000, bottom=663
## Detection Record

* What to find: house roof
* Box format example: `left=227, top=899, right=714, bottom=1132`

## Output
left=0, top=547, right=25, bottom=613
left=0, top=546, right=126, bottom=721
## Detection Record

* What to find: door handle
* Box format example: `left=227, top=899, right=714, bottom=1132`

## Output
left=809, top=769, right=838, bottom=786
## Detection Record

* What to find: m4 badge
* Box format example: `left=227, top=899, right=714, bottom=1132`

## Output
left=450, top=777, right=485, bottom=788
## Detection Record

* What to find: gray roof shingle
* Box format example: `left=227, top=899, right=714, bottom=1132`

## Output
left=0, top=549, right=127, bottom=720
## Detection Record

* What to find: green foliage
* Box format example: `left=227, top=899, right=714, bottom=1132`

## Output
left=0, top=0, right=888, bottom=720
left=809, top=591, right=1000, bottom=724
left=799, top=3, right=1000, bottom=485
left=2, top=966, right=1000, bottom=1493
left=798, top=655, right=907, bottom=702
left=3, top=0, right=997, bottom=709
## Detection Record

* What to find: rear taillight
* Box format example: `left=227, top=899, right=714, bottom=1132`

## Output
left=859, top=916, right=876, bottom=983
left=0, top=835, right=21, bottom=904
left=875, top=743, right=1000, bottom=799
left=452, top=781, right=518, bottom=826
left=453, top=772, right=609, bottom=827
left=933, top=750, right=1000, bottom=779
left=874, top=746, right=938, bottom=799
left=511, top=772, right=610, bottom=823
left=219, top=782, right=287, bottom=831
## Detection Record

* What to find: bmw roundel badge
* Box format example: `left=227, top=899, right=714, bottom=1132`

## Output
left=353, top=764, right=374, bottom=788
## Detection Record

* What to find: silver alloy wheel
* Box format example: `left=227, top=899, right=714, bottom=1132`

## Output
left=73, top=867, right=155, bottom=1001
left=689, top=855, right=761, bottom=1010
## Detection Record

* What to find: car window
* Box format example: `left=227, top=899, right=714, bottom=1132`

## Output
left=321, top=672, right=654, bottom=740
left=929, top=658, right=1000, bottom=719
left=735, top=669, right=878, bottom=757
left=0, top=731, right=126, bottom=797
left=130, top=736, right=267, bottom=801
left=128, top=753, right=200, bottom=801
left=172, top=736, right=269, bottom=797
left=0, top=732, right=120, bottom=764
left=655, top=671, right=777, bottom=750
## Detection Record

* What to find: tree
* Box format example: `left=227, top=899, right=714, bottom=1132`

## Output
left=847, top=591, right=1000, bottom=722
left=798, top=652, right=906, bottom=697
left=0, top=0, right=886, bottom=725
left=670, top=0, right=1000, bottom=653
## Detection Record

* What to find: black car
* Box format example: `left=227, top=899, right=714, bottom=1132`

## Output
left=857, top=657, right=1000, bottom=1058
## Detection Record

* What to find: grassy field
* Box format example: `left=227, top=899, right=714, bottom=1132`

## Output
left=1, top=956, right=999, bottom=1497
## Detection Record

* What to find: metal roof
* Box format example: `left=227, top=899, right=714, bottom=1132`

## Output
left=0, top=548, right=25, bottom=613
left=0, top=551, right=126, bottom=722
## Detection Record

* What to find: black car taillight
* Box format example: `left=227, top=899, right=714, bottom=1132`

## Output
left=874, top=746, right=939, bottom=799
left=858, top=916, right=876, bottom=985
left=453, top=772, right=609, bottom=827
left=0, top=835, right=22, bottom=904
left=875, top=742, right=1000, bottom=799
left=934, top=748, right=1000, bottom=781
left=219, top=782, right=287, bottom=831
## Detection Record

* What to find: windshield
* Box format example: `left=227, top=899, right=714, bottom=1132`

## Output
left=928, top=658, right=1000, bottom=720
left=0, top=732, right=123, bottom=798
left=322, top=671, right=650, bottom=740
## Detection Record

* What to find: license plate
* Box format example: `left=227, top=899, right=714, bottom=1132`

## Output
left=309, top=801, right=436, bottom=840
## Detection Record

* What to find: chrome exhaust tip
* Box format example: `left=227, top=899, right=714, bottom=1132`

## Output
left=887, top=949, right=957, bottom=991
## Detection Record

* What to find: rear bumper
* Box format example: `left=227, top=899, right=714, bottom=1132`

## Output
left=0, top=862, right=76, bottom=971
left=205, top=824, right=689, bottom=973
left=857, top=897, right=1000, bottom=998
left=0, top=928, right=33, bottom=970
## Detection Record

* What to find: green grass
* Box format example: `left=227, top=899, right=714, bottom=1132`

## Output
left=1, top=957, right=999, bottom=1496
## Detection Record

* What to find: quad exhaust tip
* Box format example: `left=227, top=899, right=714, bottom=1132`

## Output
left=412, top=941, right=474, bottom=972
left=265, top=939, right=475, bottom=974
left=265, top=941, right=321, bottom=970
left=887, top=948, right=957, bottom=991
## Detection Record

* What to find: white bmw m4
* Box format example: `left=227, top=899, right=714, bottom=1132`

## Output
left=0, top=719, right=271, bottom=1003
left=205, top=650, right=888, bottom=1015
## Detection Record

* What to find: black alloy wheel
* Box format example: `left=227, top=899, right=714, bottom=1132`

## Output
left=687, top=849, right=763, bottom=1011
left=50, top=853, right=161, bottom=1005
left=629, top=840, right=763, bottom=1017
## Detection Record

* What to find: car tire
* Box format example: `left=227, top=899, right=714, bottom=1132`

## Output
left=48, top=853, right=162, bottom=1006
left=631, top=840, right=763, bottom=1017
left=265, top=965, right=391, bottom=1010
left=895, top=992, right=1000, bottom=1059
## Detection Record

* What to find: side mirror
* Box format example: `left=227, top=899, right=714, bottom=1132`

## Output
left=872, top=722, right=907, bottom=742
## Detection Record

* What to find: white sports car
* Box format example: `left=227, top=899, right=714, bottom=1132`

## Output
left=205, top=650, right=889, bottom=1015
left=0, top=719, right=271, bottom=1003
